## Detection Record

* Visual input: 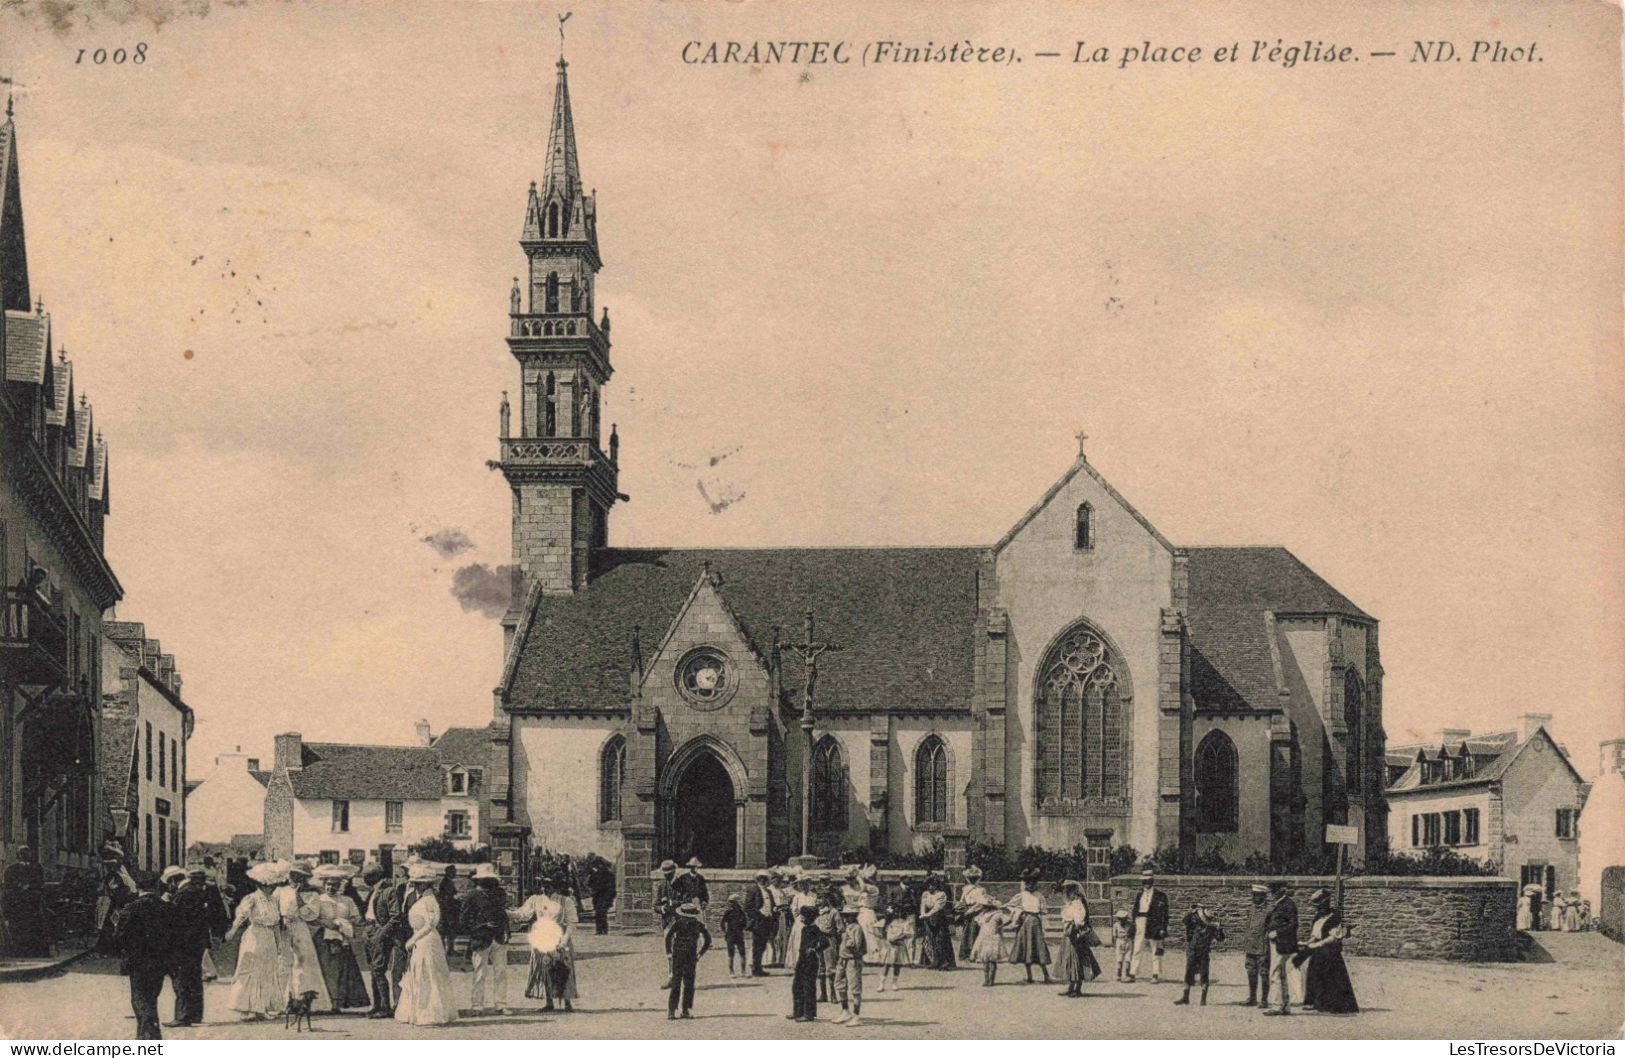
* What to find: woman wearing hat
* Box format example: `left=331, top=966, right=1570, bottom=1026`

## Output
left=856, top=865, right=885, bottom=964
left=313, top=865, right=371, bottom=1013
left=1297, top=889, right=1358, bottom=1014
left=956, top=865, right=988, bottom=960
left=224, top=862, right=289, bottom=1020
left=1055, top=881, right=1101, bottom=997
left=278, top=861, right=333, bottom=1013
left=394, top=863, right=458, bottom=1025
left=968, top=892, right=1009, bottom=987
left=516, top=877, right=578, bottom=1012
left=1004, top=869, right=1052, bottom=984
left=784, top=874, right=817, bottom=963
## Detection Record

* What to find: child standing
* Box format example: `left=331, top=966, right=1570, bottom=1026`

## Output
left=878, top=903, right=913, bottom=991
left=787, top=905, right=827, bottom=1023
left=969, top=898, right=1008, bottom=987
left=816, top=891, right=842, bottom=1003
left=830, top=907, right=868, bottom=1027
left=1176, top=903, right=1225, bottom=1006
left=664, top=902, right=712, bottom=1020
left=720, top=893, right=749, bottom=978
left=1112, top=908, right=1134, bottom=982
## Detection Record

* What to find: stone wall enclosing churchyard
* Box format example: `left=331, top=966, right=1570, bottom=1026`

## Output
left=1108, top=874, right=1521, bottom=961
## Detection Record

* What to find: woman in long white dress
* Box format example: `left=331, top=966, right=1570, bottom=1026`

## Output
left=278, top=862, right=333, bottom=1011
left=225, top=863, right=288, bottom=1020
left=516, top=878, right=579, bottom=1011
left=395, top=866, right=459, bottom=1026
left=785, top=877, right=817, bottom=959
left=857, top=865, right=886, bottom=964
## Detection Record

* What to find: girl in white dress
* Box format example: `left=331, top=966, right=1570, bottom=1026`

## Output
left=278, top=862, right=333, bottom=1011
left=395, top=866, right=459, bottom=1026
left=225, top=863, right=288, bottom=1020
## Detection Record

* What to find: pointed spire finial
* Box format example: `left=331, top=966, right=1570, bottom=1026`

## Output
left=5, top=92, right=13, bottom=120
left=558, top=11, right=572, bottom=60
left=1074, top=424, right=1088, bottom=460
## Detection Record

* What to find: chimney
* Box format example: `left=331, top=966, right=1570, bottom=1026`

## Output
left=246, top=758, right=260, bottom=773
left=1601, top=739, right=1625, bottom=778
left=1520, top=713, right=1554, bottom=742
left=273, top=732, right=304, bottom=771
left=414, top=720, right=432, bottom=746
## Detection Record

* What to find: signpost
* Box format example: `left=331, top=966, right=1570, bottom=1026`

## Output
left=1325, top=823, right=1358, bottom=909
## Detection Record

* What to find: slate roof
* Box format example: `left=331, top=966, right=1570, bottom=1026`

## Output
left=4, top=309, right=46, bottom=384
left=1386, top=730, right=1523, bottom=793
left=249, top=770, right=272, bottom=788
left=505, top=547, right=983, bottom=713
left=432, top=725, right=494, bottom=768
left=46, top=356, right=69, bottom=426
left=288, top=742, right=445, bottom=801
left=1186, top=547, right=1371, bottom=711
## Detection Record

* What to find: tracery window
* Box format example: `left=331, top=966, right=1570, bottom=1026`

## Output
left=811, top=736, right=847, bottom=832
left=915, top=735, right=949, bottom=825
left=1035, top=623, right=1127, bottom=805
left=1194, top=731, right=1239, bottom=832
left=600, top=735, right=625, bottom=824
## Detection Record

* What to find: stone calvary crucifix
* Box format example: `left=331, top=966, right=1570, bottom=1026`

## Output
left=781, top=610, right=842, bottom=860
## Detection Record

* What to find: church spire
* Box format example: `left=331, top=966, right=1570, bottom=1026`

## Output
left=543, top=57, right=581, bottom=203
left=0, top=85, right=33, bottom=313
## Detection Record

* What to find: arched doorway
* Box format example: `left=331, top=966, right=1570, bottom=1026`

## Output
left=669, top=749, right=739, bottom=868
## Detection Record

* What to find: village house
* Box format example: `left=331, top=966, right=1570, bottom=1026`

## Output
left=99, top=622, right=193, bottom=872
left=263, top=721, right=492, bottom=871
left=184, top=744, right=271, bottom=846
left=1385, top=713, right=1588, bottom=897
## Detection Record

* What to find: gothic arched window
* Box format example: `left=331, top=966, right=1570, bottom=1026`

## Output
left=547, top=202, right=560, bottom=238
left=599, top=735, right=625, bottom=824
left=546, top=272, right=560, bottom=314
left=811, top=736, right=847, bottom=832
left=1344, top=670, right=1363, bottom=796
left=1194, top=730, right=1238, bottom=832
left=543, top=372, right=557, bottom=437
left=1075, top=503, right=1094, bottom=550
left=1035, top=622, right=1128, bottom=805
left=914, top=735, right=949, bottom=825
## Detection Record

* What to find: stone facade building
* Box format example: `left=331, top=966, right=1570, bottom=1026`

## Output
left=1385, top=714, right=1587, bottom=897
left=486, top=57, right=1389, bottom=919
left=1, top=99, right=122, bottom=883
left=99, top=622, right=193, bottom=872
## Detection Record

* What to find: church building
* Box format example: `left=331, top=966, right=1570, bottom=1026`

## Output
left=483, top=56, right=1389, bottom=919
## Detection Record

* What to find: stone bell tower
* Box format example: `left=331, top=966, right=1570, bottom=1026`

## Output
left=498, top=53, right=621, bottom=630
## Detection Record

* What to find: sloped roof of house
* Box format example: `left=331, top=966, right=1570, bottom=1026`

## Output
left=504, top=547, right=983, bottom=714
left=1186, top=546, right=1371, bottom=711
left=1386, top=728, right=1582, bottom=795
left=284, top=727, right=493, bottom=801
left=431, top=725, right=495, bottom=767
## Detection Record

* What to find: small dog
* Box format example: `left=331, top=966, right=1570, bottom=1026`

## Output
left=285, top=990, right=319, bottom=1032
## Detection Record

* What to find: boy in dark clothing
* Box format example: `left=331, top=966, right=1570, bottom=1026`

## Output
left=1175, top=903, right=1226, bottom=1006
left=1262, top=882, right=1299, bottom=1016
left=665, top=901, right=713, bottom=1019
left=1242, top=883, right=1272, bottom=1007
left=788, top=905, right=828, bottom=1022
left=720, top=893, right=750, bottom=977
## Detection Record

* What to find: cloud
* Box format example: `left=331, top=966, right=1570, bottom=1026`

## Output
left=422, top=529, right=475, bottom=559
left=450, top=563, right=516, bottom=619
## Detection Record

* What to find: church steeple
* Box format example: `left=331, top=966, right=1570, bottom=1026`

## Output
left=498, top=41, right=619, bottom=610
left=0, top=90, right=34, bottom=314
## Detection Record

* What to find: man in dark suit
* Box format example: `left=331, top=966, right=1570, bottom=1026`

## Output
left=741, top=869, right=777, bottom=976
left=672, top=858, right=710, bottom=913
left=167, top=868, right=215, bottom=1026
left=653, top=860, right=680, bottom=931
left=1262, top=880, right=1299, bottom=1016
left=116, top=873, right=179, bottom=1040
left=586, top=856, right=617, bottom=935
left=360, top=866, right=397, bottom=1018
left=1127, top=869, right=1170, bottom=983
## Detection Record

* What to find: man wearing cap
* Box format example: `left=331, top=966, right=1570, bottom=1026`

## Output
left=1262, top=880, right=1298, bottom=1016
left=586, top=854, right=617, bottom=935
left=461, top=864, right=511, bottom=1015
left=166, top=866, right=215, bottom=1026
left=360, top=866, right=397, bottom=1018
left=742, top=869, right=778, bottom=976
left=1242, top=882, right=1273, bottom=1007
left=116, top=872, right=180, bottom=1040
left=1128, top=869, right=1169, bottom=983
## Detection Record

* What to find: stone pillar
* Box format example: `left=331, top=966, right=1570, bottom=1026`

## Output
left=1156, top=601, right=1190, bottom=854
left=981, top=610, right=1009, bottom=845
left=620, top=822, right=657, bottom=928
left=941, top=827, right=969, bottom=881
left=868, top=715, right=890, bottom=854
left=488, top=822, right=531, bottom=907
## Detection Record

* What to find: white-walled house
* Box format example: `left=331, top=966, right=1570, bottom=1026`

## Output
left=263, top=722, right=491, bottom=869
left=1386, top=714, right=1587, bottom=896
left=184, top=745, right=271, bottom=845
left=100, top=622, right=193, bottom=873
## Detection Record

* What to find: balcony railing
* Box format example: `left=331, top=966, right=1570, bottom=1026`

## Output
left=499, top=437, right=614, bottom=467
left=1, top=586, right=70, bottom=685
left=509, top=312, right=605, bottom=345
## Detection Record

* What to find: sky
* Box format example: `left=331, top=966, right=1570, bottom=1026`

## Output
left=1, top=0, right=1621, bottom=777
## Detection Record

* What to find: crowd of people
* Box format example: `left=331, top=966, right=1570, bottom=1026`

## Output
left=1517, top=886, right=1592, bottom=932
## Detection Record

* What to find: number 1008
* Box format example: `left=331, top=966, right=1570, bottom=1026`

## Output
left=76, top=44, right=148, bottom=65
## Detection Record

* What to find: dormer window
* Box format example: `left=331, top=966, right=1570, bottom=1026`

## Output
left=1074, top=503, right=1094, bottom=551
left=449, top=770, right=467, bottom=795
